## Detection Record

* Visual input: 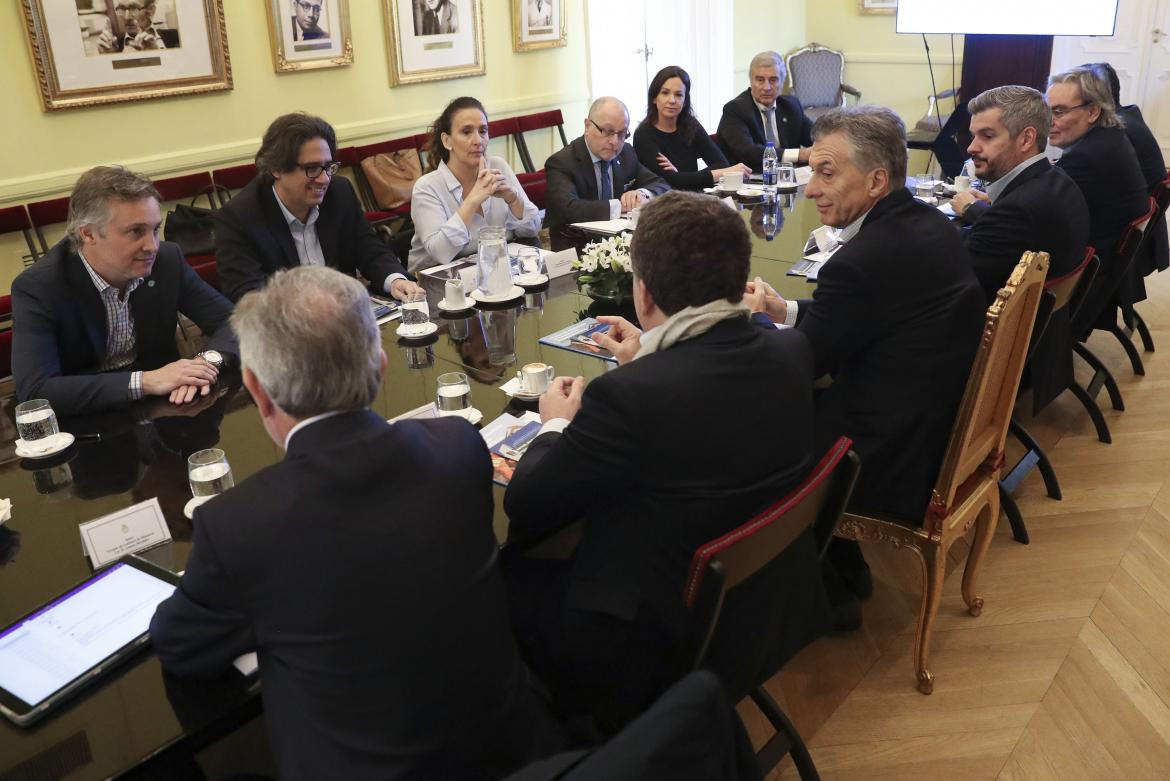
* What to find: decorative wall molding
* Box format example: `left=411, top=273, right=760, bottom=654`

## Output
left=0, top=90, right=589, bottom=205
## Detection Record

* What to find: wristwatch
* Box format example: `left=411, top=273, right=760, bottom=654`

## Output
left=197, top=350, right=224, bottom=369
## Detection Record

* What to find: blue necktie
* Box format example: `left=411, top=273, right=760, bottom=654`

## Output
left=763, top=107, right=777, bottom=144
left=598, top=160, right=612, bottom=200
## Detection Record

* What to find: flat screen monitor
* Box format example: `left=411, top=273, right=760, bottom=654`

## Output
left=896, top=0, right=1119, bottom=36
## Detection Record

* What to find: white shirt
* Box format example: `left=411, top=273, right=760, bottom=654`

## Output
left=783, top=207, right=871, bottom=325
left=284, top=410, right=348, bottom=450
left=985, top=153, right=1048, bottom=204
left=587, top=147, right=652, bottom=220
left=407, top=157, right=541, bottom=273
left=754, top=99, right=801, bottom=165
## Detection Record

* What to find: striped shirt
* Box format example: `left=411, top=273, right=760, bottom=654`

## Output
left=79, top=251, right=144, bottom=400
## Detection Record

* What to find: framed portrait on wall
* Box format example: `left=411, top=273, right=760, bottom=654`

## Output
left=383, top=0, right=484, bottom=86
left=512, top=0, right=565, bottom=52
left=20, top=0, right=232, bottom=111
left=266, top=0, right=353, bottom=72
left=858, top=0, right=898, bottom=14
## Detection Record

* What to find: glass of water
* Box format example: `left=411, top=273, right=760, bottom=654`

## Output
left=436, top=371, right=472, bottom=413
left=188, top=448, right=235, bottom=498
left=915, top=174, right=935, bottom=198
left=399, top=291, right=430, bottom=336
left=15, top=399, right=59, bottom=444
left=778, top=163, right=796, bottom=187
left=514, top=246, right=545, bottom=283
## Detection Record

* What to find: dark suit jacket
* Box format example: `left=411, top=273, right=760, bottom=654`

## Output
left=290, top=16, right=328, bottom=40
left=214, top=175, right=407, bottom=303
left=151, top=412, right=553, bottom=781
left=543, top=137, right=669, bottom=247
left=960, top=159, right=1089, bottom=410
left=11, top=239, right=236, bottom=414
left=1120, top=105, right=1168, bottom=275
left=504, top=319, right=828, bottom=722
left=716, top=90, right=813, bottom=171
left=797, top=189, right=986, bottom=519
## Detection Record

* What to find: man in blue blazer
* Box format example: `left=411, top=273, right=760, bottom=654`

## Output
left=152, top=266, right=557, bottom=780
left=12, top=166, right=236, bottom=415
left=717, top=51, right=814, bottom=171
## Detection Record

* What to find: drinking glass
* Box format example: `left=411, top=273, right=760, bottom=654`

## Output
left=188, top=448, right=235, bottom=498
left=399, top=291, right=430, bottom=336
left=777, top=163, right=796, bottom=187
left=15, top=399, right=59, bottom=443
left=514, top=246, right=546, bottom=283
left=436, top=371, right=472, bottom=413
left=915, top=174, right=935, bottom=198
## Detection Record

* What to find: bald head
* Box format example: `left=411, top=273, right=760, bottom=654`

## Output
left=583, top=96, right=630, bottom=161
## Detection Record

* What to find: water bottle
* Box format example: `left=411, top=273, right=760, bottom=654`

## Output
left=762, top=142, right=779, bottom=193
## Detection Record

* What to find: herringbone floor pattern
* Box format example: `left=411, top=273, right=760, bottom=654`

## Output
left=742, top=271, right=1170, bottom=780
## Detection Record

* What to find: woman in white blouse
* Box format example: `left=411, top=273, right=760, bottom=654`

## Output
left=408, top=97, right=541, bottom=272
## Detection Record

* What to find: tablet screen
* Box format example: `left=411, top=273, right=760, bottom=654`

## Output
left=0, top=562, right=176, bottom=707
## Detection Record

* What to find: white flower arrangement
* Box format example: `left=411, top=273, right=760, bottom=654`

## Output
left=573, top=235, right=634, bottom=302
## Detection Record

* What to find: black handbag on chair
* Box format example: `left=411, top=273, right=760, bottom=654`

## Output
left=164, top=201, right=216, bottom=258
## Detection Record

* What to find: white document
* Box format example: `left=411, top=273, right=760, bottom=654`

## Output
left=79, top=498, right=171, bottom=569
left=388, top=402, right=439, bottom=424
left=570, top=218, right=633, bottom=235
left=937, top=202, right=957, bottom=217
left=795, top=166, right=813, bottom=186
left=233, top=652, right=259, bottom=677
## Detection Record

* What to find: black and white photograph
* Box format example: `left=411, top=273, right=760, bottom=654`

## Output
left=511, top=0, right=564, bottom=52
left=75, top=0, right=182, bottom=57
left=384, top=0, right=482, bottom=85
left=266, top=0, right=352, bottom=72
left=290, top=0, right=329, bottom=40
left=412, top=0, right=459, bottom=36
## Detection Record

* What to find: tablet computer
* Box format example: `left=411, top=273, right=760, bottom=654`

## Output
left=0, top=556, right=179, bottom=727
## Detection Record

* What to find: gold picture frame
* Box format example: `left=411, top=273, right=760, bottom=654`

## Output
left=266, top=0, right=354, bottom=72
left=20, top=0, right=232, bottom=111
left=512, top=0, right=566, bottom=52
left=383, top=0, right=485, bottom=86
left=858, top=0, right=898, bottom=14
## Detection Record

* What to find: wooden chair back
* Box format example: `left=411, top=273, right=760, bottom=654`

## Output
left=927, top=251, right=1049, bottom=528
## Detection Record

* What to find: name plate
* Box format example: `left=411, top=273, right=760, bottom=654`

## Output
left=545, top=247, right=577, bottom=279
left=79, top=498, right=172, bottom=569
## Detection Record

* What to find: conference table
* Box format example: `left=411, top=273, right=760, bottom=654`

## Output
left=0, top=189, right=827, bottom=780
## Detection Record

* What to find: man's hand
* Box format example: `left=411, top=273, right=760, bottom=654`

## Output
left=796, top=146, right=812, bottom=164
left=389, top=277, right=424, bottom=301
left=539, top=375, right=585, bottom=423
left=142, top=358, right=219, bottom=398
left=96, top=22, right=119, bottom=53
left=127, top=30, right=162, bottom=50
left=620, top=189, right=648, bottom=214
left=592, top=315, right=643, bottom=365
left=951, top=189, right=990, bottom=218
left=744, top=276, right=788, bottom=323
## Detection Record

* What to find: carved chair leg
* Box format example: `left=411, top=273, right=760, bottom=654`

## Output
left=913, top=544, right=946, bottom=695
left=963, top=499, right=999, bottom=616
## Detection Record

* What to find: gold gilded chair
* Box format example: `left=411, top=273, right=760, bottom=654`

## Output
left=835, top=250, right=1049, bottom=694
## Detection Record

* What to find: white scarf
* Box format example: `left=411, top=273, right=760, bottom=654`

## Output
left=634, top=299, right=752, bottom=358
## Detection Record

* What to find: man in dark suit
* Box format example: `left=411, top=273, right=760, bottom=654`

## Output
left=747, top=107, right=985, bottom=621
left=952, top=85, right=1089, bottom=413
left=504, top=191, right=828, bottom=731
left=97, top=2, right=180, bottom=52
left=291, top=0, right=328, bottom=40
left=151, top=266, right=557, bottom=781
left=12, top=166, right=235, bottom=416
left=214, top=113, right=421, bottom=303
left=544, top=97, right=670, bottom=250
left=717, top=51, right=814, bottom=171
left=1046, top=68, right=1148, bottom=298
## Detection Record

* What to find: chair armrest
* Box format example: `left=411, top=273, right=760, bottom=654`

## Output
left=841, top=83, right=861, bottom=98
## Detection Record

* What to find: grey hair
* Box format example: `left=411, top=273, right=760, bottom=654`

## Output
left=749, top=51, right=786, bottom=81
left=811, top=106, right=907, bottom=186
left=588, top=96, right=628, bottom=121
left=1048, top=67, right=1121, bottom=128
left=65, top=166, right=160, bottom=250
left=231, top=266, right=382, bottom=417
left=968, top=85, right=1051, bottom=152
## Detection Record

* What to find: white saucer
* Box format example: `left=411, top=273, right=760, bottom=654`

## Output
left=436, top=298, right=475, bottom=313
left=437, top=406, right=483, bottom=425
left=184, top=495, right=214, bottom=520
left=470, top=286, right=525, bottom=304
left=716, top=186, right=740, bottom=195
left=736, top=187, right=766, bottom=198
left=15, top=432, right=75, bottom=459
left=775, top=181, right=799, bottom=191
left=396, top=320, right=439, bottom=339
left=515, top=273, right=549, bottom=288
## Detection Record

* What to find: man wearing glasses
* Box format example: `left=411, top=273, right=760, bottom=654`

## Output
left=291, top=0, right=328, bottom=41
left=544, top=97, right=670, bottom=250
left=97, top=1, right=180, bottom=53
left=214, top=113, right=421, bottom=303
left=1046, top=68, right=1147, bottom=266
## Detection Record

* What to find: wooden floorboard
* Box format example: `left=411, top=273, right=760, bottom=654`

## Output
left=750, top=270, right=1170, bottom=779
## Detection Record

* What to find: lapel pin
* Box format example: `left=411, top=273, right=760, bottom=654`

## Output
left=147, top=280, right=155, bottom=288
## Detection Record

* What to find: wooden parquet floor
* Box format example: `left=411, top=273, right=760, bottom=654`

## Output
left=742, top=270, right=1170, bottom=780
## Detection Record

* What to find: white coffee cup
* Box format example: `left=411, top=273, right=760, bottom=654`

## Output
left=444, top=277, right=467, bottom=308
left=720, top=171, right=744, bottom=190
left=954, top=176, right=972, bottom=192
left=518, top=362, right=555, bottom=395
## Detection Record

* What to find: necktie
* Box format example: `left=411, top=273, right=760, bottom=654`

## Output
left=763, top=107, right=777, bottom=144
left=598, top=159, right=612, bottom=201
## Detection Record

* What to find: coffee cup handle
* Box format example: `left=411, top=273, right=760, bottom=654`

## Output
left=544, top=365, right=555, bottom=384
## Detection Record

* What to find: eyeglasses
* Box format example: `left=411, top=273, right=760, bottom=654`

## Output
left=296, top=161, right=340, bottom=179
left=588, top=118, right=630, bottom=141
left=295, top=1, right=323, bottom=13
left=1050, top=102, right=1090, bottom=117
